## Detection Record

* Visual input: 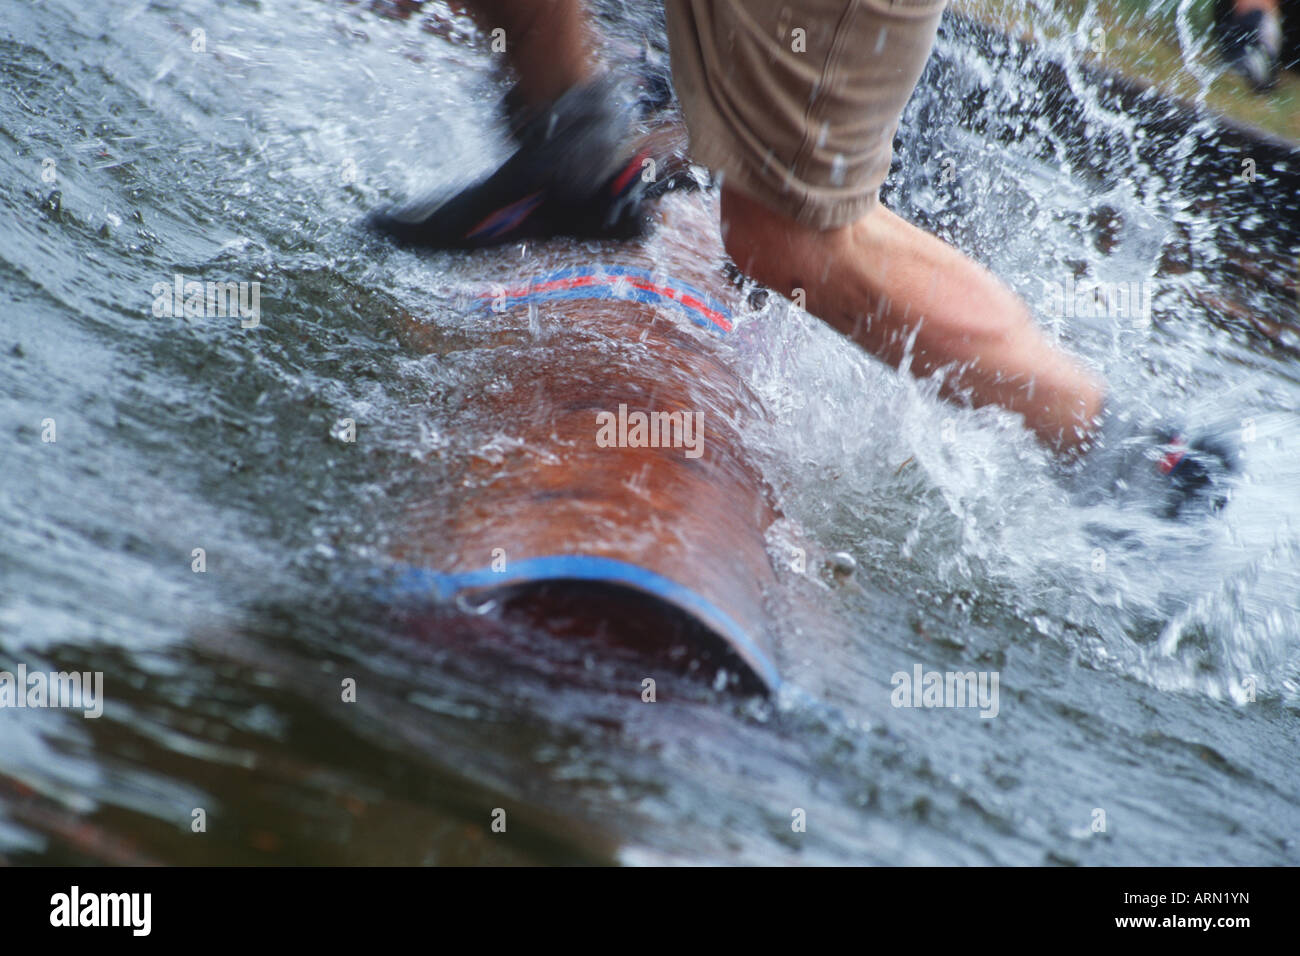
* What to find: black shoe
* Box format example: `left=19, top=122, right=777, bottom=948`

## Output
left=1149, top=429, right=1239, bottom=518
left=1068, top=411, right=1239, bottom=519
left=369, top=79, right=653, bottom=249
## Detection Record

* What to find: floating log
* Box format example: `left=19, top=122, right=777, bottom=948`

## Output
left=383, top=192, right=783, bottom=693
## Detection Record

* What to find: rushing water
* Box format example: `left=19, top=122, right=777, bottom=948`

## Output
left=2, top=0, right=1297, bottom=864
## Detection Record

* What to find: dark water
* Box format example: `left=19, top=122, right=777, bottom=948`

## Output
left=2, top=0, right=1298, bottom=864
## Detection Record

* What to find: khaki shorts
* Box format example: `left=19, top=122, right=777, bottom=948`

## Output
left=664, top=0, right=948, bottom=229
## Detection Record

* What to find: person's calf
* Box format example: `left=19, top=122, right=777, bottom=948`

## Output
left=720, top=186, right=1105, bottom=455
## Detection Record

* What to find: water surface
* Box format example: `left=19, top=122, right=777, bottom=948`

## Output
left=1, top=0, right=1297, bottom=864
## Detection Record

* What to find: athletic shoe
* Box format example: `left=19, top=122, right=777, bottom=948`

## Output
left=1067, top=410, right=1239, bottom=519
left=369, top=78, right=653, bottom=248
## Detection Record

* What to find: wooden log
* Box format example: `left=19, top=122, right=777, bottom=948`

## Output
left=384, top=190, right=783, bottom=692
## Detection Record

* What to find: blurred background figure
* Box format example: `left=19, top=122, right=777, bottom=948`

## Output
left=1214, top=0, right=1292, bottom=90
